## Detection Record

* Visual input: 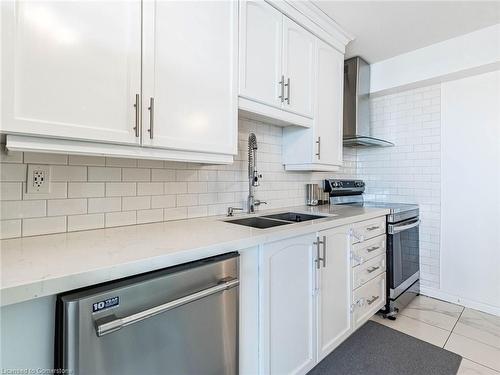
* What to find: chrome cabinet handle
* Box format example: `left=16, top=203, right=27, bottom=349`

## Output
left=366, top=246, right=380, bottom=253
left=313, top=237, right=325, bottom=269
left=366, top=226, right=379, bottom=231
left=278, top=75, right=285, bottom=102
left=322, top=235, right=326, bottom=268
left=315, top=137, right=321, bottom=160
left=133, top=93, right=140, bottom=137
left=147, top=97, right=154, bottom=139
left=95, top=278, right=239, bottom=337
left=367, top=266, right=380, bottom=274
left=367, top=295, right=379, bottom=305
left=284, top=77, right=290, bottom=104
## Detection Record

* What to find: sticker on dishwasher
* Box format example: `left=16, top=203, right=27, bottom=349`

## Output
left=92, top=296, right=119, bottom=313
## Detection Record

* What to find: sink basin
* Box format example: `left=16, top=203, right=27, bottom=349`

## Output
left=261, top=212, right=326, bottom=222
left=225, top=217, right=291, bottom=229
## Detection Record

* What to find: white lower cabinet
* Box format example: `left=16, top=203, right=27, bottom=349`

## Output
left=259, top=233, right=317, bottom=375
left=352, top=273, right=386, bottom=329
left=259, top=225, right=353, bottom=375
left=316, top=225, right=352, bottom=361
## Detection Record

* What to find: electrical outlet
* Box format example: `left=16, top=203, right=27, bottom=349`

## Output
left=27, top=165, right=51, bottom=194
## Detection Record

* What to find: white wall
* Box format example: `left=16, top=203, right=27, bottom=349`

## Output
left=439, top=70, right=500, bottom=315
left=370, top=24, right=500, bottom=95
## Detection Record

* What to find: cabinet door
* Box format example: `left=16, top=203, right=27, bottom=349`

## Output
left=1, top=1, right=141, bottom=145
left=314, top=40, right=344, bottom=166
left=239, top=0, right=283, bottom=109
left=282, top=17, right=315, bottom=118
left=317, top=226, right=352, bottom=361
left=142, top=1, right=237, bottom=155
left=260, top=234, right=317, bottom=375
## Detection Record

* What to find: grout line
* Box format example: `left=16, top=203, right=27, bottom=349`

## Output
left=443, top=307, right=464, bottom=348
left=462, top=358, right=500, bottom=374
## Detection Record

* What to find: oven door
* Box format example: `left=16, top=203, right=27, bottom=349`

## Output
left=387, top=217, right=420, bottom=299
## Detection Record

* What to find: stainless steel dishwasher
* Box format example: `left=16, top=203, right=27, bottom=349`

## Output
left=55, top=252, right=239, bottom=375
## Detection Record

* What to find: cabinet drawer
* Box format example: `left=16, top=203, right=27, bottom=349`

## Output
left=351, top=217, right=386, bottom=243
left=352, top=254, right=386, bottom=289
left=352, top=272, right=386, bottom=329
left=351, top=235, right=386, bottom=267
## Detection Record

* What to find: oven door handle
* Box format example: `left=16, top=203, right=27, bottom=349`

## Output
left=388, top=219, right=420, bottom=234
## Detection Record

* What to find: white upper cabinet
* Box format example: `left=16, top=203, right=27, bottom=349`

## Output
left=1, top=1, right=142, bottom=145
left=283, top=38, right=344, bottom=171
left=314, top=39, right=344, bottom=167
left=259, top=234, right=317, bottom=375
left=316, top=226, right=352, bottom=361
left=142, top=1, right=237, bottom=156
left=238, top=0, right=282, bottom=109
left=282, top=17, right=315, bottom=118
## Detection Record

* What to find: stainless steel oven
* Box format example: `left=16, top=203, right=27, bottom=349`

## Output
left=387, top=216, right=420, bottom=314
left=56, top=252, right=239, bottom=375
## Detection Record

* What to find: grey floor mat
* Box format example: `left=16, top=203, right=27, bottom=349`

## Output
left=308, top=320, right=462, bottom=375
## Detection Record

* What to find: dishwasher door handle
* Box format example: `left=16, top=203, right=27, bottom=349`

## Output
left=95, top=277, right=239, bottom=337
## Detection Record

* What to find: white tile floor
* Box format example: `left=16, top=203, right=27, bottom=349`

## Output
left=371, top=296, right=500, bottom=375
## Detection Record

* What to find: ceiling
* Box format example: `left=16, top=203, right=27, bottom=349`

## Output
left=313, top=1, right=500, bottom=63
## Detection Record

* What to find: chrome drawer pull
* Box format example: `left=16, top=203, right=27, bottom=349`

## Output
left=366, top=246, right=380, bottom=253
left=366, top=226, right=379, bottom=231
left=367, top=266, right=380, bottom=274
left=367, top=295, right=379, bottom=305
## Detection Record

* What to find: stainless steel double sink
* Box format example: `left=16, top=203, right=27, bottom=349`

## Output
left=225, top=212, right=327, bottom=229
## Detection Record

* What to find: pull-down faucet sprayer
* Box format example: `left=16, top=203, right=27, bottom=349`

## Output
left=247, top=133, right=266, bottom=213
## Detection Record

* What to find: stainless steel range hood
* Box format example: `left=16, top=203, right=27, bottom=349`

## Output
left=343, top=57, right=394, bottom=147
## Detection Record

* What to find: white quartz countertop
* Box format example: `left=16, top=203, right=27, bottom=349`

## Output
left=0, top=205, right=389, bottom=306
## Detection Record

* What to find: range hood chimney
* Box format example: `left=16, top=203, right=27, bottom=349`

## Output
left=343, top=57, right=394, bottom=147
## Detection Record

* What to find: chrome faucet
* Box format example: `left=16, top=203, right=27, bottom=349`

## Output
left=247, top=133, right=266, bottom=213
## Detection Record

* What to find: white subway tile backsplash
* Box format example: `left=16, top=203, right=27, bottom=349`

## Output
left=176, top=194, right=198, bottom=207
left=122, top=196, right=151, bottom=211
left=138, top=182, right=163, bottom=196
left=163, top=207, right=188, bottom=221
left=51, top=166, right=87, bottom=182
left=24, top=152, right=67, bottom=165
left=0, top=164, right=27, bottom=181
left=69, top=155, right=105, bottom=166
left=105, top=182, right=136, bottom=197
left=138, top=159, right=164, bottom=169
left=67, top=213, right=104, bottom=232
left=164, top=182, right=187, bottom=194
left=151, top=195, right=176, bottom=209
left=48, top=198, right=86, bottom=216
left=137, top=209, right=163, bottom=224
left=105, top=157, right=137, bottom=168
left=23, top=182, right=67, bottom=200
left=105, top=211, right=136, bottom=227
left=122, top=168, right=150, bottom=182
left=68, top=182, right=104, bottom=198
left=0, top=118, right=356, bottom=239
left=88, top=197, right=121, bottom=213
left=88, top=167, right=121, bottom=182
left=0, top=182, right=22, bottom=200
left=151, top=169, right=176, bottom=182
left=0, top=219, right=22, bottom=239
left=23, top=216, right=66, bottom=236
left=1, top=200, right=46, bottom=219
